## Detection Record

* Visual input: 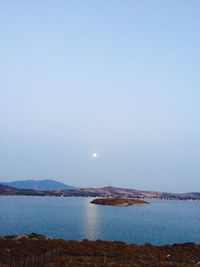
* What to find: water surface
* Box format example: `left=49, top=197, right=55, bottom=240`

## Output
left=0, top=196, right=199, bottom=245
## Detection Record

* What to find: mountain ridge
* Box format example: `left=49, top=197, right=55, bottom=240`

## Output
left=2, top=179, right=75, bottom=191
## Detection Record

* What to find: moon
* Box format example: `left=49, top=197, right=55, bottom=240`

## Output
left=92, top=153, right=98, bottom=158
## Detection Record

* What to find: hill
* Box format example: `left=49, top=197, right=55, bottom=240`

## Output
left=2, top=179, right=75, bottom=191
left=0, top=184, right=19, bottom=195
left=77, top=186, right=200, bottom=200
left=0, top=183, right=199, bottom=200
left=77, top=186, right=171, bottom=198
left=0, top=184, right=55, bottom=196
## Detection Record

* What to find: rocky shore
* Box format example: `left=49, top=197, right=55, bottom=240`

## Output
left=0, top=233, right=199, bottom=267
left=90, top=197, right=149, bottom=206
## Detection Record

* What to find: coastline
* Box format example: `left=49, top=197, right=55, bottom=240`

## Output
left=1, top=184, right=200, bottom=201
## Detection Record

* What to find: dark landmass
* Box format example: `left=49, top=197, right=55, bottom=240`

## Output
left=2, top=179, right=75, bottom=191
left=0, top=184, right=58, bottom=196
left=79, top=186, right=200, bottom=200
left=0, top=234, right=199, bottom=267
left=91, top=197, right=149, bottom=206
left=0, top=184, right=19, bottom=195
left=0, top=183, right=200, bottom=200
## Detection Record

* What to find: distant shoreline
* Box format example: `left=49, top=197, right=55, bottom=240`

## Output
left=0, top=194, right=200, bottom=202
left=1, top=183, right=200, bottom=201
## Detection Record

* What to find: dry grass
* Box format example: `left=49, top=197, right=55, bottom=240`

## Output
left=0, top=234, right=199, bottom=267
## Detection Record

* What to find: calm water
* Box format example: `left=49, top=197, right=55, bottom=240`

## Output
left=0, top=196, right=200, bottom=245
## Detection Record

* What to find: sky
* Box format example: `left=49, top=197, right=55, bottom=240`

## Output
left=0, top=0, right=200, bottom=192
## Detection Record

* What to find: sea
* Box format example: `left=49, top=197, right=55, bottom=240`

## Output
left=0, top=196, right=199, bottom=245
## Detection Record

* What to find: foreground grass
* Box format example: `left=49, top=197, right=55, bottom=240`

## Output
left=0, top=234, right=199, bottom=267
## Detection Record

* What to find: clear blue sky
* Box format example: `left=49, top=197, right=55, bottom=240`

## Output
left=0, top=0, right=200, bottom=192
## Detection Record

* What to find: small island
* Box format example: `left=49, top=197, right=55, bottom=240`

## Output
left=90, top=197, right=149, bottom=206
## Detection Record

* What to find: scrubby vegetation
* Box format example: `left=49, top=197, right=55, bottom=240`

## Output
left=91, top=198, right=149, bottom=206
left=0, top=234, right=199, bottom=267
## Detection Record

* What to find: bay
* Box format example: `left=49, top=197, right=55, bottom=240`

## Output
left=0, top=196, right=199, bottom=245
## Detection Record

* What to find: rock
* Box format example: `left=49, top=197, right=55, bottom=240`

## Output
left=91, top=197, right=149, bottom=206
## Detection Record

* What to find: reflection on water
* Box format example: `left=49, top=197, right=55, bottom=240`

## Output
left=0, top=196, right=200, bottom=245
left=84, top=198, right=98, bottom=240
